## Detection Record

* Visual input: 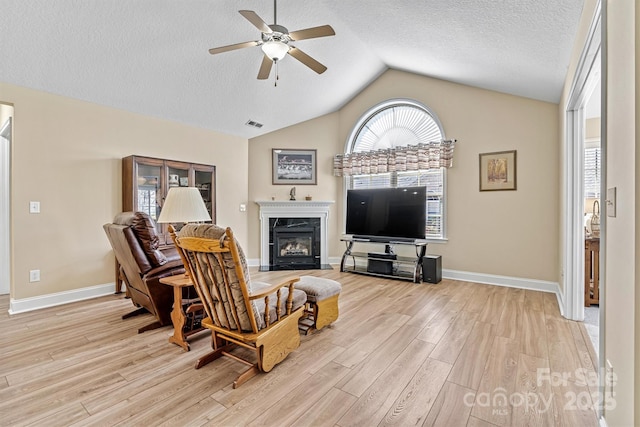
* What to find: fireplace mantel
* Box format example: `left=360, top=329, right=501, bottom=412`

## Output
left=256, top=200, right=334, bottom=268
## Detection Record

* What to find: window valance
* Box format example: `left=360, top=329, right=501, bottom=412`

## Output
left=333, top=140, right=456, bottom=177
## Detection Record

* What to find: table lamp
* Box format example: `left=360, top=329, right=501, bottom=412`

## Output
left=156, top=187, right=211, bottom=224
left=157, top=186, right=211, bottom=281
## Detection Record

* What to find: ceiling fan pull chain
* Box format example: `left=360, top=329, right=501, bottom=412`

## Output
left=274, top=60, right=279, bottom=86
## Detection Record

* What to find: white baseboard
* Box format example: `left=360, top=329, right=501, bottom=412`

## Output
left=9, top=282, right=115, bottom=315
left=442, top=268, right=560, bottom=295
left=555, top=287, right=566, bottom=317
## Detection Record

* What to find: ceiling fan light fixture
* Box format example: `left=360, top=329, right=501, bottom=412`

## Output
left=261, top=41, right=289, bottom=61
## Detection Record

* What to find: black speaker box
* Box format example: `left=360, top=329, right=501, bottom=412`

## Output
left=422, top=255, right=442, bottom=284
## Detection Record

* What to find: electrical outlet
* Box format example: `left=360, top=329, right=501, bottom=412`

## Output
left=239, top=203, right=246, bottom=212
left=29, top=269, right=40, bottom=282
left=29, top=201, right=40, bottom=214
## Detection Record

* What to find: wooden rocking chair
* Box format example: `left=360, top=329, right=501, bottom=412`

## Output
left=170, top=224, right=307, bottom=388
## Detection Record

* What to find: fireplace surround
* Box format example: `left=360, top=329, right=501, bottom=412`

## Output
left=256, top=200, right=333, bottom=271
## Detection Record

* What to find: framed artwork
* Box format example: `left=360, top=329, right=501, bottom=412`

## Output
left=272, top=149, right=317, bottom=185
left=479, top=150, right=517, bottom=191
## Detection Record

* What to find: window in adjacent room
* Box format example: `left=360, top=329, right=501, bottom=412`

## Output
left=584, top=140, right=601, bottom=199
left=344, top=99, right=447, bottom=240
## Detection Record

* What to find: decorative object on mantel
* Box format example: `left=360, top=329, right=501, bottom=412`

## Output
left=590, top=199, right=600, bottom=238
left=273, top=149, right=317, bottom=185
left=479, top=150, right=517, bottom=191
left=290, top=187, right=296, bottom=200
left=333, top=140, right=456, bottom=176
left=305, top=195, right=312, bottom=201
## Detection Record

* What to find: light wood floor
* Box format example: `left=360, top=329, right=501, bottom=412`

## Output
left=0, top=269, right=600, bottom=426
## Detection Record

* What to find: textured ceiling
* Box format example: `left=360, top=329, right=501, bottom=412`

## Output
left=0, top=0, right=584, bottom=139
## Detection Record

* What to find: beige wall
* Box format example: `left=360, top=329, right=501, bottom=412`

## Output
left=604, top=0, right=638, bottom=424
left=1, top=82, right=248, bottom=300
left=249, top=69, right=559, bottom=283
left=0, top=103, right=12, bottom=127
left=636, top=1, right=640, bottom=417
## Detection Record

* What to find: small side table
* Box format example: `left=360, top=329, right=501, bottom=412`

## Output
left=159, top=275, right=206, bottom=351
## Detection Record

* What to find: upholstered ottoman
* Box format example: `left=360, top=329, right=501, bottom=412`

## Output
left=295, top=276, right=341, bottom=333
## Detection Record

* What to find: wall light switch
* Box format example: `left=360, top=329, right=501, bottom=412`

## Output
left=29, top=201, right=40, bottom=214
left=239, top=203, right=246, bottom=212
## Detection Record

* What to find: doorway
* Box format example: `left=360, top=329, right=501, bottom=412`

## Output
left=0, top=103, right=12, bottom=296
left=562, top=0, right=603, bottom=390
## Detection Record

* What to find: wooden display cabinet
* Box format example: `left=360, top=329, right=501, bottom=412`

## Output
left=122, top=155, right=216, bottom=245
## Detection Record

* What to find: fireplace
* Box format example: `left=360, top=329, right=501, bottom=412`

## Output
left=269, top=218, right=320, bottom=270
left=257, top=200, right=334, bottom=271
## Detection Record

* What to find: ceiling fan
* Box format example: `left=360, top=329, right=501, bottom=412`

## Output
left=208, top=0, right=335, bottom=83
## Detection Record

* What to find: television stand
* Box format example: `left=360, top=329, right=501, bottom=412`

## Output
left=339, top=237, right=427, bottom=283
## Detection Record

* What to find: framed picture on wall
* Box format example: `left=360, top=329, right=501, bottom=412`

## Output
left=272, top=149, right=317, bottom=185
left=479, top=150, right=517, bottom=191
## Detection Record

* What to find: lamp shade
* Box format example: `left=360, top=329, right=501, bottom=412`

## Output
left=261, top=41, right=289, bottom=61
left=156, top=187, right=211, bottom=223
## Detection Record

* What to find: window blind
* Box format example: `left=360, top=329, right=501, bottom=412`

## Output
left=585, top=146, right=600, bottom=198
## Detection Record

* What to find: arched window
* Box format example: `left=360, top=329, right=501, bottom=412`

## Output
left=348, top=99, right=445, bottom=152
left=344, top=99, right=448, bottom=240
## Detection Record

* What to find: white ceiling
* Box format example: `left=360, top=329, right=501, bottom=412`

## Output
left=0, top=0, right=585, bottom=139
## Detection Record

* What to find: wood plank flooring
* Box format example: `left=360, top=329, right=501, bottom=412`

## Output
left=0, top=269, right=599, bottom=426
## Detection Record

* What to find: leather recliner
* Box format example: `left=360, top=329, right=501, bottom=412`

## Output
left=103, top=211, right=185, bottom=333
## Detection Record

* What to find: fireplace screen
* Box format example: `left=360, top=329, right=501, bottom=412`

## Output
left=278, top=236, right=312, bottom=257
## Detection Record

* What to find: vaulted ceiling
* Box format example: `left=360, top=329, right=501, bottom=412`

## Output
left=0, top=1, right=584, bottom=139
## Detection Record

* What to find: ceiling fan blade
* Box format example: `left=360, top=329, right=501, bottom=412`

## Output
left=257, top=55, right=273, bottom=80
left=209, top=40, right=258, bottom=55
left=288, top=25, right=335, bottom=41
left=239, top=10, right=272, bottom=34
left=288, top=47, right=327, bottom=74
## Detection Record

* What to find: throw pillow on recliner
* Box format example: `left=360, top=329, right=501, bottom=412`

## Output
left=131, top=212, right=167, bottom=267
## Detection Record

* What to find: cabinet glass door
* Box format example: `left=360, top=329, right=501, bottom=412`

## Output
left=195, top=170, right=214, bottom=222
left=136, top=164, right=161, bottom=221
left=162, top=164, right=190, bottom=235
left=167, top=165, right=189, bottom=189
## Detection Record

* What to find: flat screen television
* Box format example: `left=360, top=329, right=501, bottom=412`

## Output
left=346, top=186, right=427, bottom=242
